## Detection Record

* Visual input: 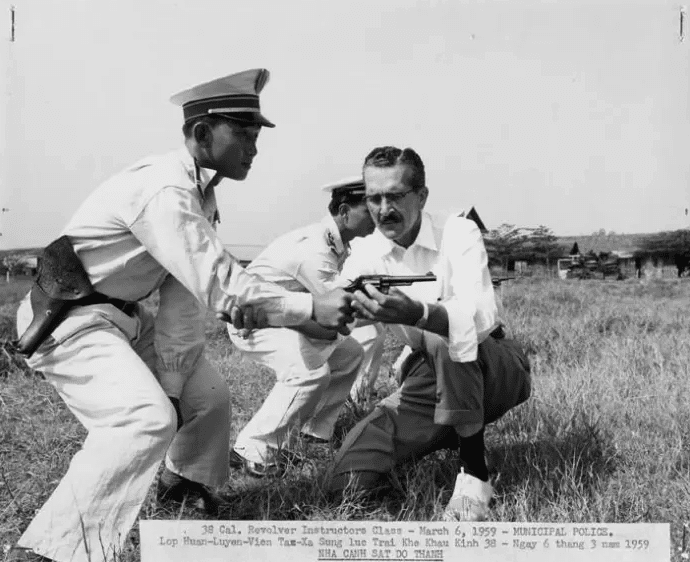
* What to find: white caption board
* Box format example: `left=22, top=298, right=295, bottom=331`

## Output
left=140, top=521, right=670, bottom=562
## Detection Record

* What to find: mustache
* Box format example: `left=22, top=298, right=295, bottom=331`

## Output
left=377, top=212, right=401, bottom=223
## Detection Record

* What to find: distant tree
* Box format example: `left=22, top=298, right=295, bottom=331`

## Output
left=522, top=225, right=563, bottom=268
left=637, top=230, right=690, bottom=277
left=2, top=254, right=24, bottom=281
left=637, top=230, right=690, bottom=257
left=484, top=223, right=530, bottom=270
left=589, top=228, right=608, bottom=248
left=569, top=242, right=580, bottom=255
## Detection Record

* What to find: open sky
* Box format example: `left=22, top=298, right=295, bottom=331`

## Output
left=1, top=0, right=688, bottom=253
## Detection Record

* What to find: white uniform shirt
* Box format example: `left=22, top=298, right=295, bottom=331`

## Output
left=246, top=214, right=348, bottom=295
left=340, top=211, right=498, bottom=363
left=229, top=214, right=350, bottom=370
left=61, top=148, right=312, bottom=396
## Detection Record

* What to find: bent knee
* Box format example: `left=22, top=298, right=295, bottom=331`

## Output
left=332, top=407, right=396, bottom=475
left=336, top=337, right=365, bottom=368
left=134, top=400, right=177, bottom=444
left=344, top=337, right=365, bottom=360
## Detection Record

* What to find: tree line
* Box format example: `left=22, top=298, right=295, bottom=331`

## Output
left=484, top=224, right=562, bottom=269
left=0, top=227, right=687, bottom=279
left=484, top=224, right=690, bottom=273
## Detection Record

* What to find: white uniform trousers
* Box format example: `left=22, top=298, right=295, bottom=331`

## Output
left=229, top=328, right=363, bottom=463
left=15, top=298, right=231, bottom=562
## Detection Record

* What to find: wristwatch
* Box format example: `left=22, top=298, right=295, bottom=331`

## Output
left=414, top=301, right=429, bottom=329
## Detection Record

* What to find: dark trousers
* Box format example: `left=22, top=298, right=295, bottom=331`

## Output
left=329, top=336, right=531, bottom=489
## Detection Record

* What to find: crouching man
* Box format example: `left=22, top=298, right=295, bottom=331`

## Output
left=328, top=146, right=531, bottom=521
left=9, top=69, right=354, bottom=562
left=227, top=178, right=376, bottom=477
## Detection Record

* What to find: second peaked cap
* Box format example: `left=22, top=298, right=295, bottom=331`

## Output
left=170, top=68, right=275, bottom=128
left=321, top=176, right=366, bottom=196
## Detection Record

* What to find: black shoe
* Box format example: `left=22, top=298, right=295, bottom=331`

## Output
left=229, top=448, right=302, bottom=478
left=157, top=469, right=229, bottom=516
left=328, top=470, right=396, bottom=503
left=5, top=547, right=53, bottom=561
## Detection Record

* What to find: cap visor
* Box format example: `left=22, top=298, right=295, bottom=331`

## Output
left=219, top=112, right=275, bottom=128
left=255, top=113, right=275, bottom=128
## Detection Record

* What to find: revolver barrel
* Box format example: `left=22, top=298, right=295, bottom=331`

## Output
left=344, top=274, right=436, bottom=293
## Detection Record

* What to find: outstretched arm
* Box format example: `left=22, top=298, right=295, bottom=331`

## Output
left=130, top=186, right=354, bottom=333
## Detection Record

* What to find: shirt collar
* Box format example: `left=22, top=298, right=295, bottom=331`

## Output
left=322, top=214, right=347, bottom=256
left=369, top=211, right=438, bottom=257
left=177, top=148, right=219, bottom=197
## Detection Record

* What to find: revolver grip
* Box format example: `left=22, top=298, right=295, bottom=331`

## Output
left=343, top=281, right=362, bottom=293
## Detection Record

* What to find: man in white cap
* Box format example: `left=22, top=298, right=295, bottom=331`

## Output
left=9, top=69, right=355, bottom=562
left=328, top=146, right=531, bottom=521
left=228, top=177, right=375, bottom=477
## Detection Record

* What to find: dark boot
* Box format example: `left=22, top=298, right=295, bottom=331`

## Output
left=157, top=468, right=230, bottom=516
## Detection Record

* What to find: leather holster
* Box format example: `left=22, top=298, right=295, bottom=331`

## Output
left=14, top=236, right=95, bottom=357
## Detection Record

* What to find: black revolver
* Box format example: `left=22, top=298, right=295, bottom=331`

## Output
left=344, top=274, right=437, bottom=294
left=491, top=276, right=516, bottom=287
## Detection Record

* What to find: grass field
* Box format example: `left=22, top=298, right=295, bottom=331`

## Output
left=1, top=276, right=689, bottom=561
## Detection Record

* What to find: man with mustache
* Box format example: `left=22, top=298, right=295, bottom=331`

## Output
left=329, top=146, right=531, bottom=521
left=9, top=69, right=355, bottom=562
left=227, top=177, right=376, bottom=477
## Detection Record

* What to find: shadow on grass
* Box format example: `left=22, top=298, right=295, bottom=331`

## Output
left=218, top=477, right=332, bottom=520
left=489, top=410, right=619, bottom=510
left=216, top=471, right=409, bottom=521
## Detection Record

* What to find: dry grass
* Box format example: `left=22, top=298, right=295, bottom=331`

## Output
left=1, top=276, right=689, bottom=561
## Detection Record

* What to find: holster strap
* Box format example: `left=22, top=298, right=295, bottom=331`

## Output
left=77, top=293, right=138, bottom=317
left=14, top=235, right=137, bottom=358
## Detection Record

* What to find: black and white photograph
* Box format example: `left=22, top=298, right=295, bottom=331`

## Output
left=0, top=1, right=688, bottom=561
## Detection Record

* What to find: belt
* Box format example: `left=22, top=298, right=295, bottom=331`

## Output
left=77, top=292, right=138, bottom=316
